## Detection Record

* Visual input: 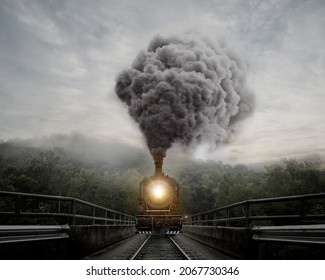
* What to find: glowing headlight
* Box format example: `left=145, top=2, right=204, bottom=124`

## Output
left=152, top=184, right=165, bottom=199
left=144, top=179, right=173, bottom=209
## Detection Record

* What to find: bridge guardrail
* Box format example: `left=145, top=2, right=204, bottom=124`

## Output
left=183, top=193, right=325, bottom=227
left=0, top=225, right=70, bottom=243
left=252, top=224, right=325, bottom=259
left=253, top=224, right=325, bottom=244
left=0, top=191, right=136, bottom=226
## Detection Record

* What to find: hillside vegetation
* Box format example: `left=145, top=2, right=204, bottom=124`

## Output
left=1, top=141, right=324, bottom=215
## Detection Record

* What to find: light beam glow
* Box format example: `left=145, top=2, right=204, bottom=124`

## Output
left=152, top=184, right=165, bottom=199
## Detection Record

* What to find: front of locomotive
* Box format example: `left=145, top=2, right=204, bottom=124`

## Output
left=136, top=153, right=182, bottom=234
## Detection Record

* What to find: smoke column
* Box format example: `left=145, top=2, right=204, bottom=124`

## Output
left=115, top=34, right=254, bottom=159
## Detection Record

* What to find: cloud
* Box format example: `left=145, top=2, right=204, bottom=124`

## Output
left=0, top=0, right=324, bottom=166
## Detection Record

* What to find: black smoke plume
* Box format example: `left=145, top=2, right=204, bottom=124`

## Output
left=115, top=34, right=254, bottom=159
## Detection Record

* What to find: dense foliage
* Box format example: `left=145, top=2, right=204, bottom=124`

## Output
left=0, top=141, right=324, bottom=215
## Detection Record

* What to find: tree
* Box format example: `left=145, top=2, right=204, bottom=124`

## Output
left=263, top=158, right=322, bottom=196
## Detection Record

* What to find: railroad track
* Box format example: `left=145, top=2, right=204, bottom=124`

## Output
left=130, top=235, right=191, bottom=260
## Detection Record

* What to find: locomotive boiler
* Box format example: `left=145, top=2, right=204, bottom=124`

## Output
left=136, top=152, right=182, bottom=234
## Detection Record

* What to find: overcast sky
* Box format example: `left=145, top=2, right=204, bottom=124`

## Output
left=0, top=0, right=324, bottom=165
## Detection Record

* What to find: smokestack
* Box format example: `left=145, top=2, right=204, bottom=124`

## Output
left=151, top=148, right=166, bottom=177
left=153, top=154, right=163, bottom=176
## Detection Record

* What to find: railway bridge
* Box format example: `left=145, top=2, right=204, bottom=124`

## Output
left=1, top=190, right=325, bottom=259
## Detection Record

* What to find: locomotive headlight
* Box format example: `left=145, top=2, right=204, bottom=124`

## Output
left=144, top=179, right=174, bottom=209
left=152, top=184, right=165, bottom=199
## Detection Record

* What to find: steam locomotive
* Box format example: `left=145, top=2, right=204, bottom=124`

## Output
left=136, top=153, right=182, bottom=234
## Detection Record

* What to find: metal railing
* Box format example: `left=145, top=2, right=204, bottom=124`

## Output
left=252, top=224, right=325, bottom=259
left=183, top=193, right=325, bottom=228
left=0, top=225, right=70, bottom=243
left=0, top=191, right=136, bottom=226
left=252, top=224, right=325, bottom=244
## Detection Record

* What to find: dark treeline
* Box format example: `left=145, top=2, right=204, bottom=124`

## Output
left=1, top=141, right=325, bottom=215
left=178, top=159, right=325, bottom=214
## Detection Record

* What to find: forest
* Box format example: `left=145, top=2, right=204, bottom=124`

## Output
left=0, top=140, right=325, bottom=215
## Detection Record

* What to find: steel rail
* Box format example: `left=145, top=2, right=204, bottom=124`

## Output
left=130, top=235, right=151, bottom=260
left=130, top=234, right=191, bottom=260
left=168, top=235, right=191, bottom=260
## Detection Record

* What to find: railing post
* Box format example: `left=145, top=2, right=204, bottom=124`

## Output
left=245, top=201, right=250, bottom=228
left=92, top=206, right=96, bottom=225
left=300, top=198, right=305, bottom=218
left=213, top=211, right=217, bottom=226
left=70, top=199, right=76, bottom=225
left=104, top=210, right=108, bottom=225
left=15, top=194, right=21, bottom=214
left=226, top=208, right=230, bottom=227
